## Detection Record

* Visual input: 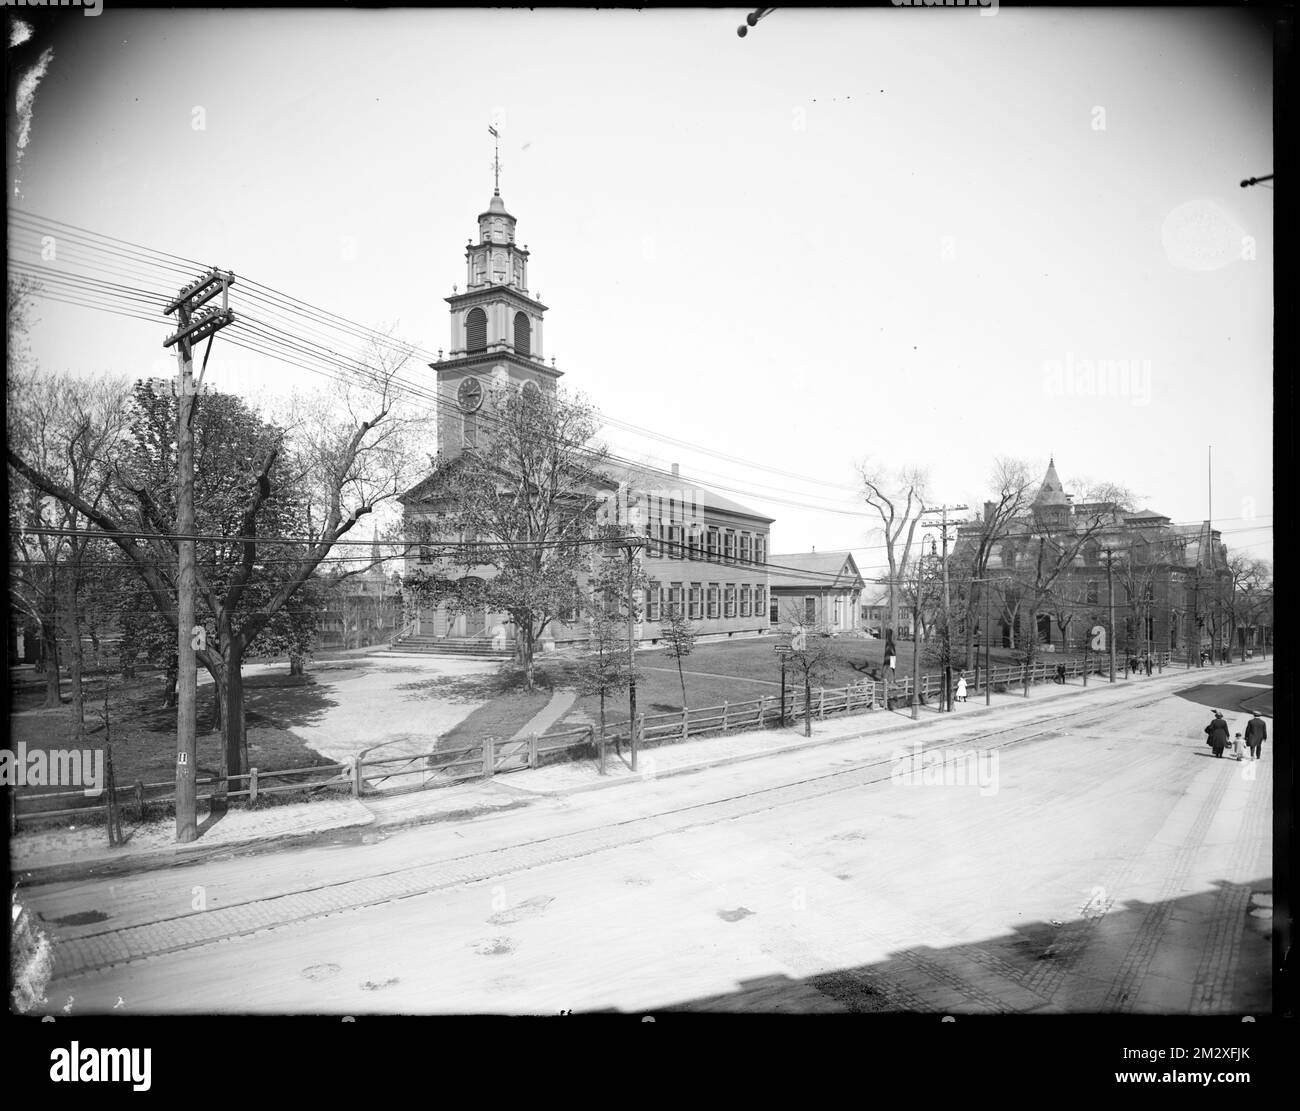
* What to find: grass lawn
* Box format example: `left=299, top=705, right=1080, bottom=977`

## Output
left=8, top=669, right=339, bottom=794
left=543, top=633, right=1036, bottom=731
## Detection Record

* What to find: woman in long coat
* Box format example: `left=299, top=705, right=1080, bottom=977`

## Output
left=1205, top=711, right=1231, bottom=758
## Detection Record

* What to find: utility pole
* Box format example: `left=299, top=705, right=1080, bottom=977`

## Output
left=163, top=269, right=235, bottom=843
left=921, top=503, right=967, bottom=712
left=984, top=578, right=992, bottom=706
left=910, top=556, right=922, bottom=721
left=1105, top=547, right=1116, bottom=683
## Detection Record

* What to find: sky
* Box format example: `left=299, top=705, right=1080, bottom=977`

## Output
left=8, top=6, right=1274, bottom=577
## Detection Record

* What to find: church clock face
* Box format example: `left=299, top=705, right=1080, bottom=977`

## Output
left=457, top=377, right=483, bottom=413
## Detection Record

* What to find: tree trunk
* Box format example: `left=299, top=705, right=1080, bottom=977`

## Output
left=676, top=656, right=687, bottom=709
left=220, top=647, right=248, bottom=780
left=40, top=615, right=61, bottom=708
left=163, top=661, right=178, bottom=709
left=289, top=653, right=305, bottom=676
left=804, top=673, right=812, bottom=737
left=61, top=586, right=86, bottom=742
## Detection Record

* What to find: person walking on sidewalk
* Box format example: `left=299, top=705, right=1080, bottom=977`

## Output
left=1205, top=710, right=1230, bottom=758
left=955, top=672, right=967, bottom=703
left=1244, top=711, right=1267, bottom=761
left=1232, top=732, right=1244, bottom=761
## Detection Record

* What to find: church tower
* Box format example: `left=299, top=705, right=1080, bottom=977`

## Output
left=432, top=180, right=561, bottom=458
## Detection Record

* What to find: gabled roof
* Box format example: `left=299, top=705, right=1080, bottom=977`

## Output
left=607, top=461, right=775, bottom=524
left=768, top=550, right=864, bottom=590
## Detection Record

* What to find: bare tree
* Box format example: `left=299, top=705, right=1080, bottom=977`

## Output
left=780, top=604, right=837, bottom=736
left=9, top=339, right=430, bottom=780
left=660, top=605, right=697, bottom=709
left=956, top=458, right=1035, bottom=668
left=7, top=368, right=132, bottom=726
left=858, top=461, right=928, bottom=646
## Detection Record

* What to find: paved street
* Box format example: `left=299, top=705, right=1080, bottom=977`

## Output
left=22, top=672, right=1271, bottom=1015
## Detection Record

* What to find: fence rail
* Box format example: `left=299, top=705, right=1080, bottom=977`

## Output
left=8, top=650, right=1189, bottom=829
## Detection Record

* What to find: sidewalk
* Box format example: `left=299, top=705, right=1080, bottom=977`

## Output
left=10, top=661, right=1261, bottom=883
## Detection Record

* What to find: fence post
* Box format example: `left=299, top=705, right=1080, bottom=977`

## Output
left=682, top=707, right=689, bottom=741
left=249, top=766, right=259, bottom=805
left=528, top=732, right=539, bottom=770
left=596, top=726, right=606, bottom=776
left=352, top=756, right=363, bottom=798
left=134, top=778, right=146, bottom=822
left=722, top=701, right=729, bottom=732
left=818, top=688, right=825, bottom=719
left=846, top=686, right=854, bottom=714
left=758, top=695, right=767, bottom=726
left=483, top=736, right=495, bottom=779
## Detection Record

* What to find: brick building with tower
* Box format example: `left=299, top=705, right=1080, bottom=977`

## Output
left=952, top=459, right=1231, bottom=658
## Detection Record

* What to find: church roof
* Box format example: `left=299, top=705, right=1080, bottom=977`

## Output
left=610, top=462, right=775, bottom=523
left=486, top=193, right=508, bottom=215
left=1033, top=457, right=1069, bottom=508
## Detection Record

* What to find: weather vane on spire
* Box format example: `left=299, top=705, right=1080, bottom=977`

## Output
left=488, top=124, right=501, bottom=195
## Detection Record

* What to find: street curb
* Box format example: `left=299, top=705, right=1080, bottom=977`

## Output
left=488, top=666, right=1221, bottom=798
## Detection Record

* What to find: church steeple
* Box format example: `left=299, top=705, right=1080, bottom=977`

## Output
left=430, top=165, right=562, bottom=459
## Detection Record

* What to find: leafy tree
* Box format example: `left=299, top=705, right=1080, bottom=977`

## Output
left=417, top=385, right=610, bottom=689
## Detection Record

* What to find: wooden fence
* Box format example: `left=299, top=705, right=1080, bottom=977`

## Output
left=9, top=651, right=1182, bottom=830
left=9, top=725, right=601, bottom=828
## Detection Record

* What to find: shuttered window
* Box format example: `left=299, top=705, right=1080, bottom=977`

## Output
left=514, top=311, right=530, bottom=354
left=466, top=307, right=487, bottom=353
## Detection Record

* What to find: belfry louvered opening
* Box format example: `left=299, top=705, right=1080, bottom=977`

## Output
left=513, top=311, right=531, bottom=355
left=466, top=307, right=487, bottom=353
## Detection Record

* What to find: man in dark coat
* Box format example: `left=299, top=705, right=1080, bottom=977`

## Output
left=1244, top=711, right=1267, bottom=760
left=1205, top=710, right=1231, bottom=757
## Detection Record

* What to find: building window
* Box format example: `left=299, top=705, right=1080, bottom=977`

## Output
left=740, top=532, right=752, bottom=566
left=724, top=584, right=737, bottom=618
left=466, top=307, right=487, bottom=353
left=668, top=524, right=684, bottom=559
left=644, top=516, right=659, bottom=557
left=755, top=584, right=765, bottom=615
left=646, top=582, right=661, bottom=622
left=755, top=536, right=765, bottom=565
left=669, top=582, right=684, bottom=618
left=1004, top=545, right=1016, bottom=570
left=1087, top=580, right=1099, bottom=605
left=741, top=584, right=751, bottom=617
left=770, top=599, right=779, bottom=625
left=688, top=524, right=702, bottom=561
left=707, top=583, right=720, bottom=619
left=804, top=597, right=817, bottom=624
left=724, top=530, right=736, bottom=564
left=513, top=311, right=530, bottom=355
left=689, top=582, right=703, bottom=619
left=417, top=519, right=434, bottom=563
left=707, top=527, right=720, bottom=562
